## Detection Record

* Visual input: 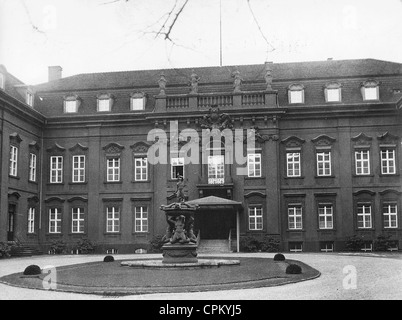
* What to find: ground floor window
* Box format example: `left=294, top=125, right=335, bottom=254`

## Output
left=106, top=206, right=120, bottom=233
left=134, top=206, right=148, bottom=232
left=49, top=208, right=62, bottom=233
left=318, top=204, right=334, bottom=229
left=28, top=207, right=35, bottom=234
left=248, top=206, right=263, bottom=230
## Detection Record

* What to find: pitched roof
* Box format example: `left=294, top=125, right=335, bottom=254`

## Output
left=34, top=59, right=402, bottom=92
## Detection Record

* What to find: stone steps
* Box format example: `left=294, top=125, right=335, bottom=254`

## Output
left=9, top=244, right=43, bottom=257
left=198, top=240, right=232, bottom=253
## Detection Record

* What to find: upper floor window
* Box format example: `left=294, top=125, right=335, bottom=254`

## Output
left=130, top=93, right=146, bottom=111
left=316, top=151, right=331, bottom=176
left=50, top=156, right=63, bottom=183
left=72, top=155, right=85, bottom=183
left=135, top=157, right=148, bottom=181
left=287, top=152, right=301, bottom=177
left=288, top=84, right=305, bottom=104
left=107, top=157, right=120, bottom=182
left=64, top=95, right=80, bottom=113
left=361, top=80, right=379, bottom=101
left=381, top=148, right=396, bottom=175
left=247, top=153, right=261, bottom=178
left=26, top=91, right=34, bottom=107
left=0, top=73, right=4, bottom=90
left=9, top=145, right=18, bottom=177
left=28, top=207, right=35, bottom=234
left=171, top=157, right=184, bottom=179
left=355, top=150, right=370, bottom=175
left=29, top=153, right=37, bottom=182
left=325, top=82, right=342, bottom=102
left=97, top=93, right=113, bottom=112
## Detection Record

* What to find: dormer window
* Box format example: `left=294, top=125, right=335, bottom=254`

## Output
left=64, top=95, right=80, bottom=113
left=0, top=73, right=4, bottom=90
left=361, top=80, right=379, bottom=101
left=130, top=93, right=146, bottom=111
left=97, top=93, right=113, bottom=112
left=288, top=84, right=305, bottom=104
left=325, top=82, right=342, bottom=103
left=26, top=91, right=34, bottom=107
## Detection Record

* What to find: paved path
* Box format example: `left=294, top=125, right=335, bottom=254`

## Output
left=0, top=252, right=401, bottom=300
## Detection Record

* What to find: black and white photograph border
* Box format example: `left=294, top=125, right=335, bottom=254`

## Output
left=0, top=0, right=402, bottom=303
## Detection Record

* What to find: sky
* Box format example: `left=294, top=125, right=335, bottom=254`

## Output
left=1, top=0, right=402, bottom=85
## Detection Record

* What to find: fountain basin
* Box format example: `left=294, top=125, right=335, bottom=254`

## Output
left=121, top=259, right=240, bottom=269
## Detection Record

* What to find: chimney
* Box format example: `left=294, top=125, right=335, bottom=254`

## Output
left=48, top=66, right=62, bottom=82
left=327, top=58, right=333, bottom=61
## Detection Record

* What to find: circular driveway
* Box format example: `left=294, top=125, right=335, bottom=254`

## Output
left=0, top=252, right=401, bottom=300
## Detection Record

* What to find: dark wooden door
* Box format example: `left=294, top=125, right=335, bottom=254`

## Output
left=7, top=204, right=16, bottom=241
left=196, top=209, right=235, bottom=239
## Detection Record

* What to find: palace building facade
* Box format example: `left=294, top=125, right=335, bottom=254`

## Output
left=1, top=59, right=402, bottom=253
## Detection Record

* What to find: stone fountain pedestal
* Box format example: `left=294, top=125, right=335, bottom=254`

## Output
left=162, top=243, right=198, bottom=264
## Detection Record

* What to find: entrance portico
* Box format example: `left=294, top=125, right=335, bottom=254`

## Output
left=186, top=196, right=243, bottom=252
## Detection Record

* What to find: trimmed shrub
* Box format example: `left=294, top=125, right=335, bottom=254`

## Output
left=0, top=242, right=11, bottom=258
left=240, top=236, right=281, bottom=253
left=260, top=236, right=280, bottom=252
left=374, top=234, right=393, bottom=251
left=50, top=240, right=68, bottom=254
left=103, top=255, right=114, bottom=262
left=23, top=265, right=42, bottom=276
left=286, top=264, right=302, bottom=274
left=149, top=235, right=165, bottom=253
left=239, top=236, right=260, bottom=252
left=274, top=253, right=285, bottom=261
left=76, top=238, right=96, bottom=254
left=345, top=235, right=365, bottom=252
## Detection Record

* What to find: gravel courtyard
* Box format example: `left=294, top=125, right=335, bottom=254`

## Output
left=0, top=252, right=401, bottom=300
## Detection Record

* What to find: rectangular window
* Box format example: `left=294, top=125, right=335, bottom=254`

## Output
left=326, top=88, right=341, bottom=102
left=381, top=149, right=396, bottom=174
left=289, top=242, right=303, bottom=252
left=107, top=157, right=120, bottom=182
left=28, top=208, right=35, bottom=234
left=383, top=203, right=398, bottom=228
left=135, top=206, right=148, bottom=233
left=171, top=157, right=184, bottom=179
left=64, top=100, right=78, bottom=113
left=318, top=204, right=334, bottom=229
left=288, top=205, right=303, bottom=230
left=317, top=151, right=331, bottom=176
left=248, top=206, right=263, bottom=230
left=363, top=87, right=378, bottom=101
left=135, top=157, right=148, bottom=181
left=72, top=207, right=85, bottom=233
left=355, top=150, right=370, bottom=175
left=26, top=91, right=34, bottom=107
left=357, top=204, right=372, bottom=229
left=50, top=156, right=63, bottom=183
left=131, top=97, right=145, bottom=111
left=289, top=90, right=304, bottom=104
left=72, top=155, right=85, bottom=183
left=49, top=208, right=62, bottom=233
left=9, top=146, right=18, bottom=176
left=98, top=99, right=111, bottom=112
left=320, top=242, right=334, bottom=252
left=208, top=155, right=224, bottom=184
left=106, top=206, right=120, bottom=233
left=247, top=153, right=261, bottom=177
left=29, top=153, right=37, bottom=182
left=287, top=152, right=301, bottom=177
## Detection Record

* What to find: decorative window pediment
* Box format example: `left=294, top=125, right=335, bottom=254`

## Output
left=311, top=134, right=336, bottom=147
left=9, top=133, right=22, bottom=145
left=377, top=132, right=399, bottom=145
left=281, top=136, right=306, bottom=148
left=103, top=142, right=125, bottom=154
left=351, top=133, right=372, bottom=146
left=44, top=196, right=65, bottom=203
left=69, top=143, right=89, bottom=153
left=130, top=141, right=151, bottom=154
left=67, top=196, right=88, bottom=203
left=29, top=141, right=40, bottom=152
left=46, top=143, right=66, bottom=153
